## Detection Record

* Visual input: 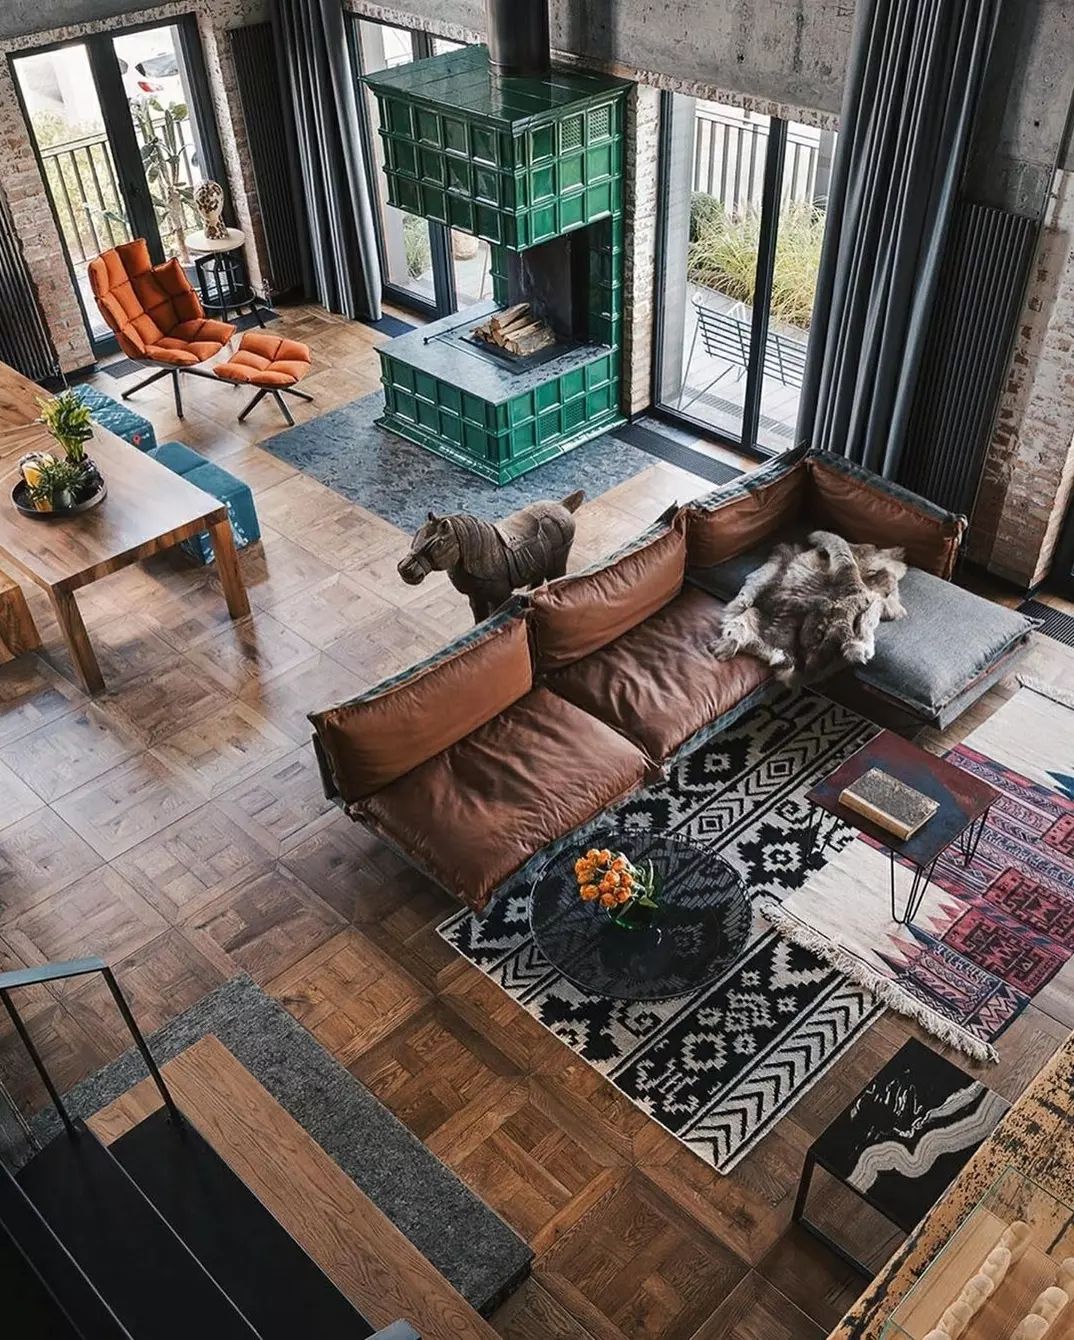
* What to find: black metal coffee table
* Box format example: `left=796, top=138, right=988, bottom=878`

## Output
left=529, top=829, right=751, bottom=1001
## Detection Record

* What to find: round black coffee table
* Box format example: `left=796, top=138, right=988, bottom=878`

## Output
left=529, top=829, right=751, bottom=1001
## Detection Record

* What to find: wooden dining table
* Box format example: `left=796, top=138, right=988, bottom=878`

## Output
left=0, top=361, right=249, bottom=693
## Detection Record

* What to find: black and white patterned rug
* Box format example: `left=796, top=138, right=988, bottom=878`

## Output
left=439, top=689, right=886, bottom=1173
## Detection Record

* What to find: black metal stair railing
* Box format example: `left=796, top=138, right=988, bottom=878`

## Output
left=0, top=956, right=180, bottom=1139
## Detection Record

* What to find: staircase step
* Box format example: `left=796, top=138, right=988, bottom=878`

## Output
left=0, top=1222, right=83, bottom=1338
left=17, top=1121, right=259, bottom=1339
left=111, top=1107, right=374, bottom=1339
left=1, top=1160, right=130, bottom=1339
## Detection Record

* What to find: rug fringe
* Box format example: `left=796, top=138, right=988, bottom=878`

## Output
left=1017, top=674, right=1074, bottom=712
left=761, top=902, right=999, bottom=1064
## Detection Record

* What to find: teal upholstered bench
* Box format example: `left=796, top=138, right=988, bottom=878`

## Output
left=148, top=441, right=260, bottom=565
left=71, top=383, right=156, bottom=452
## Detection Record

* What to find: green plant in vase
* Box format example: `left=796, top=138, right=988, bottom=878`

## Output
left=32, top=391, right=104, bottom=508
left=23, top=454, right=86, bottom=513
left=574, top=846, right=662, bottom=931
left=37, top=390, right=93, bottom=462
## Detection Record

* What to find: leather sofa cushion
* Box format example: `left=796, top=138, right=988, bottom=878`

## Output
left=530, top=523, right=687, bottom=673
left=309, top=613, right=533, bottom=803
left=685, top=450, right=808, bottom=567
left=806, top=454, right=965, bottom=578
left=549, top=586, right=771, bottom=760
left=359, top=686, right=653, bottom=912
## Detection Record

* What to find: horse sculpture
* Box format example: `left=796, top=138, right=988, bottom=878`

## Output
left=398, top=491, right=585, bottom=623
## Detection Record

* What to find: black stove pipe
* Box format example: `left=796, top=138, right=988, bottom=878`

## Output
left=485, top=0, right=551, bottom=78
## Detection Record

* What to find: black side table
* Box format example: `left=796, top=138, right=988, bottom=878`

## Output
left=793, top=1038, right=1008, bottom=1274
left=189, top=228, right=265, bottom=327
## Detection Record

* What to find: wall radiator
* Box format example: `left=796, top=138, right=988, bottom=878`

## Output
left=230, top=23, right=308, bottom=300
left=900, top=201, right=1039, bottom=518
left=0, top=189, right=60, bottom=382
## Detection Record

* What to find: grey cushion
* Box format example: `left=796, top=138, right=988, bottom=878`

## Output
left=857, top=568, right=1036, bottom=716
left=688, top=546, right=1037, bottom=723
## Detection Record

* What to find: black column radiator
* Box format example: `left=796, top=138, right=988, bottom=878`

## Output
left=229, top=22, right=308, bottom=300
left=900, top=201, right=1039, bottom=517
left=0, top=190, right=60, bottom=383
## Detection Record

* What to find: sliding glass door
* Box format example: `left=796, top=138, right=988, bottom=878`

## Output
left=11, top=17, right=228, bottom=353
left=351, top=18, right=487, bottom=318
left=654, top=92, right=836, bottom=456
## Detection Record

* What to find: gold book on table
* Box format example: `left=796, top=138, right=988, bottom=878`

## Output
left=839, top=768, right=940, bottom=840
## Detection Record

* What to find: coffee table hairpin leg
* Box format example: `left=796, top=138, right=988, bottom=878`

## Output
left=957, top=806, right=991, bottom=868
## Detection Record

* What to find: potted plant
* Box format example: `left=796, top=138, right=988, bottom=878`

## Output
left=573, top=846, right=662, bottom=931
left=32, top=391, right=105, bottom=509
left=19, top=454, right=88, bottom=513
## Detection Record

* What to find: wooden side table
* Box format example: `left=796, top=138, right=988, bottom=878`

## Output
left=188, top=228, right=265, bottom=327
left=806, top=730, right=999, bottom=925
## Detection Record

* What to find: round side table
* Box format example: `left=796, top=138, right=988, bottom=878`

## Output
left=188, top=228, right=265, bottom=327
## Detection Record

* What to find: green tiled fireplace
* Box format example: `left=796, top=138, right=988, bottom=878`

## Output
left=364, top=45, right=631, bottom=483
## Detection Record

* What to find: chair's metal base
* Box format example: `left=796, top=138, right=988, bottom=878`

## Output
left=121, top=364, right=220, bottom=421
left=238, top=384, right=314, bottom=427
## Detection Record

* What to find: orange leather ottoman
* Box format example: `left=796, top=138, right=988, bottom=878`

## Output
left=214, top=332, right=313, bottom=425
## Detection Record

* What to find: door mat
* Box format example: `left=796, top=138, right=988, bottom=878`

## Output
left=1017, top=598, right=1074, bottom=648
left=438, top=689, right=884, bottom=1174
left=615, top=417, right=742, bottom=485
left=766, top=681, right=1074, bottom=1063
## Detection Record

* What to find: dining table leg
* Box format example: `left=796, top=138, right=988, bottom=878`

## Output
left=210, top=519, right=251, bottom=619
left=49, top=587, right=104, bottom=693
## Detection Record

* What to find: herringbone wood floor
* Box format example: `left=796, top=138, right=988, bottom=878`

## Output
left=2, top=302, right=1073, bottom=1339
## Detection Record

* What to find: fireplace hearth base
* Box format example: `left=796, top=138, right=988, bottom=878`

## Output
left=376, top=300, right=624, bottom=485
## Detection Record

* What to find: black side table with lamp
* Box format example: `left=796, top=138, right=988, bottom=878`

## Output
left=188, top=228, right=265, bottom=327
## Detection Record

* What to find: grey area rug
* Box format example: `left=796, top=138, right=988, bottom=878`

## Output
left=261, top=390, right=732, bottom=533
left=28, top=975, right=531, bottom=1315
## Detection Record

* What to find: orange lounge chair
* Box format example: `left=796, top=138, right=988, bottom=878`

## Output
left=88, top=239, right=236, bottom=419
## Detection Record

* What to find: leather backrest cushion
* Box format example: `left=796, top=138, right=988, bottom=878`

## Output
left=530, top=523, right=687, bottom=673
left=684, top=454, right=808, bottom=566
left=807, top=457, right=965, bottom=578
left=310, top=614, right=533, bottom=802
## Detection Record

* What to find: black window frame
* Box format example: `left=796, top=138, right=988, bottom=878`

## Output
left=652, top=90, right=805, bottom=462
left=347, top=14, right=460, bottom=319
left=9, top=12, right=232, bottom=359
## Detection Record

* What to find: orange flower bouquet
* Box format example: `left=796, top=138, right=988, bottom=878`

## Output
left=573, top=846, right=661, bottom=930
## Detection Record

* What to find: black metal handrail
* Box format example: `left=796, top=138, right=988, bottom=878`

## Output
left=0, top=957, right=180, bottom=1139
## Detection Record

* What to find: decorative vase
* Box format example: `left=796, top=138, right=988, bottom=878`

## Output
left=194, top=179, right=228, bottom=241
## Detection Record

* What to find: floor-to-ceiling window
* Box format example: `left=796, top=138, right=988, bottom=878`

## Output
left=654, top=93, right=836, bottom=456
left=11, top=17, right=229, bottom=353
left=351, top=19, right=487, bottom=318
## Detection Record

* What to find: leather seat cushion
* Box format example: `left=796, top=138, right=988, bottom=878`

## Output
left=214, top=333, right=311, bottom=387
left=549, top=585, right=770, bottom=760
left=529, top=522, right=687, bottom=673
left=359, top=686, right=653, bottom=912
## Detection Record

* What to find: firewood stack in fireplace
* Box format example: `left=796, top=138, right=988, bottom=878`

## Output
left=471, top=303, right=558, bottom=357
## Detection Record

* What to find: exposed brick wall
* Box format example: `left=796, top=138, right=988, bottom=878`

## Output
left=970, top=169, right=1074, bottom=588
left=622, top=84, right=660, bottom=417
left=0, top=0, right=269, bottom=373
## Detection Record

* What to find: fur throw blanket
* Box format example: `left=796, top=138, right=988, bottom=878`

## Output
left=711, top=530, right=908, bottom=683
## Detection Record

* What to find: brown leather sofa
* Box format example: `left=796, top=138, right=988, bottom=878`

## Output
left=309, top=447, right=1034, bottom=915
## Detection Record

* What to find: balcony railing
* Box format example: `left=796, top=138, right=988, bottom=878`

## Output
left=37, top=115, right=200, bottom=268
left=692, top=106, right=833, bottom=212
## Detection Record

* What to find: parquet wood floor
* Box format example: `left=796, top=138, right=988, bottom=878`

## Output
left=1, top=300, right=1072, bottom=1338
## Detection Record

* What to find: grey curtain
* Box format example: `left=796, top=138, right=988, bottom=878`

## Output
left=796, top=0, right=998, bottom=476
left=275, top=0, right=382, bottom=322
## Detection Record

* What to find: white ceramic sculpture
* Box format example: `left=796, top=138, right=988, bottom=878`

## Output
left=193, top=179, right=228, bottom=241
